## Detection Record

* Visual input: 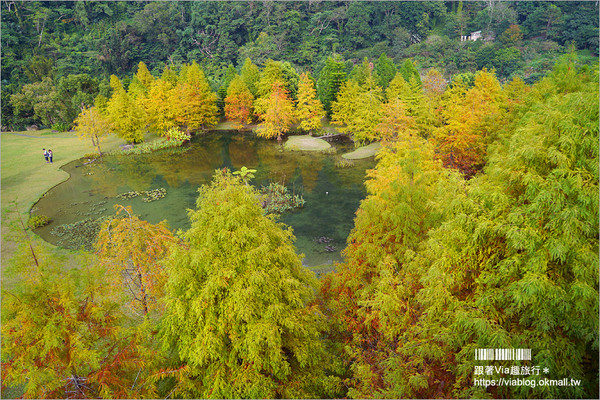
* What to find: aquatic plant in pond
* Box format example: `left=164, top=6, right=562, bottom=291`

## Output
left=259, top=182, right=305, bottom=214
left=116, top=188, right=167, bottom=202
left=50, top=216, right=111, bottom=251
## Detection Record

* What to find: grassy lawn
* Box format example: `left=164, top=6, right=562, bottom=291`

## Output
left=284, top=135, right=331, bottom=151
left=341, top=142, right=381, bottom=160
left=1, top=129, right=123, bottom=276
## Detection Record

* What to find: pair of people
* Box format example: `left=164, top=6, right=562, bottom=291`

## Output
left=43, top=148, right=53, bottom=163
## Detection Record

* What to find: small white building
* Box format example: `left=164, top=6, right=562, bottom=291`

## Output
left=460, top=30, right=482, bottom=42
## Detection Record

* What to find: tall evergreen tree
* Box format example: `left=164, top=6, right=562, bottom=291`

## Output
left=398, top=59, right=422, bottom=87
left=316, top=55, right=347, bottom=116
left=374, top=53, right=397, bottom=91
left=145, top=77, right=178, bottom=135
left=240, top=57, right=261, bottom=98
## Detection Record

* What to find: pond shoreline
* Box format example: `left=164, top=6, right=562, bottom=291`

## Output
left=32, top=131, right=376, bottom=270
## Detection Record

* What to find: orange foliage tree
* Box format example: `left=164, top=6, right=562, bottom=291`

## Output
left=1, top=246, right=154, bottom=398
left=96, top=205, right=176, bottom=316
left=256, top=81, right=296, bottom=140
left=224, top=75, right=254, bottom=130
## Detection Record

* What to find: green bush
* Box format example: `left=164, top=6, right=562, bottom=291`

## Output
left=28, top=214, right=50, bottom=229
left=166, top=127, right=190, bottom=142
left=51, top=122, right=71, bottom=132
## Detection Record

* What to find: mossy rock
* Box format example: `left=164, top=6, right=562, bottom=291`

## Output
left=284, top=135, right=331, bottom=151
left=341, top=142, right=381, bottom=160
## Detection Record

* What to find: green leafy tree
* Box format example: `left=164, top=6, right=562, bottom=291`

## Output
left=55, top=73, right=100, bottom=127
left=374, top=52, right=397, bottom=91
left=255, top=59, right=300, bottom=102
left=316, top=55, right=347, bottom=116
left=240, top=57, right=261, bottom=97
left=160, top=170, right=336, bottom=398
left=10, top=77, right=61, bottom=127
left=331, top=75, right=383, bottom=144
left=348, top=58, right=378, bottom=86
left=398, top=59, right=421, bottom=87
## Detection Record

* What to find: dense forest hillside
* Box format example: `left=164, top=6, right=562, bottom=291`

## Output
left=1, top=0, right=598, bottom=130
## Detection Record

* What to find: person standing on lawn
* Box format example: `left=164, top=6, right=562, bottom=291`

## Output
left=43, top=148, right=48, bottom=162
left=48, top=149, right=53, bottom=163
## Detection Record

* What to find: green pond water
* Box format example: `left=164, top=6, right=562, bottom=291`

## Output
left=33, top=131, right=375, bottom=268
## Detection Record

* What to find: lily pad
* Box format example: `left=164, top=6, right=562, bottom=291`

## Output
left=284, top=135, right=331, bottom=151
left=341, top=142, right=381, bottom=160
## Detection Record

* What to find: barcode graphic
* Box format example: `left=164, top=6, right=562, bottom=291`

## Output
left=475, top=348, right=531, bottom=361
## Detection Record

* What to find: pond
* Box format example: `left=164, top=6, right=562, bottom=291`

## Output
left=33, top=131, right=375, bottom=269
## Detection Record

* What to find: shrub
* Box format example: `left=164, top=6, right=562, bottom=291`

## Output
left=51, top=122, right=71, bottom=132
left=166, top=127, right=190, bottom=142
left=28, top=215, right=50, bottom=229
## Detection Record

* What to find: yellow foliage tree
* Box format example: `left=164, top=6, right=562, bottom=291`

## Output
left=105, top=75, right=145, bottom=143
left=172, top=62, right=218, bottom=132
left=96, top=205, right=176, bottom=316
left=73, top=106, right=111, bottom=154
left=295, top=72, right=325, bottom=134
left=434, top=69, right=507, bottom=176
left=145, top=78, right=178, bottom=135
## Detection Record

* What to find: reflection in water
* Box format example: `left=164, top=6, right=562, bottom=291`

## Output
left=34, top=131, right=375, bottom=267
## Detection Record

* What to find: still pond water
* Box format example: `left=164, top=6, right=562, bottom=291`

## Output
left=34, top=131, right=375, bottom=268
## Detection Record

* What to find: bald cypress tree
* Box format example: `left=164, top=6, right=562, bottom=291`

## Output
left=160, top=170, right=339, bottom=398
